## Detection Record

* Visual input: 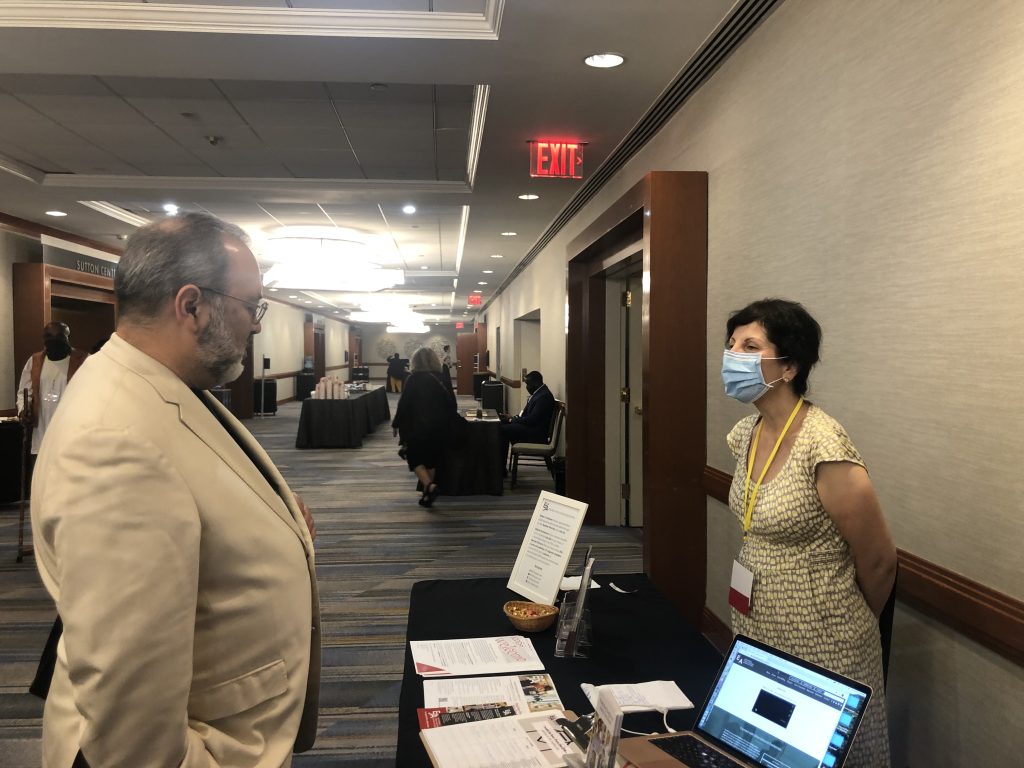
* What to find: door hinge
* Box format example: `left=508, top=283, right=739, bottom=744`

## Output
left=622, top=290, right=632, bottom=307
left=621, top=483, right=631, bottom=500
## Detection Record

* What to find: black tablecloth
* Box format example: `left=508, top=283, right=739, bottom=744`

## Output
left=435, top=419, right=503, bottom=496
left=0, top=421, right=25, bottom=503
left=295, top=386, right=390, bottom=448
left=395, top=575, right=724, bottom=767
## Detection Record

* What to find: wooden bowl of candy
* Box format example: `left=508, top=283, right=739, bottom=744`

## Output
left=503, top=600, right=559, bottom=632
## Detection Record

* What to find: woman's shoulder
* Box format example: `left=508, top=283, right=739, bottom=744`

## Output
left=802, top=405, right=864, bottom=467
left=726, top=413, right=759, bottom=460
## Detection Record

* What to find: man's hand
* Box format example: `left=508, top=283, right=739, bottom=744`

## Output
left=293, top=492, right=316, bottom=542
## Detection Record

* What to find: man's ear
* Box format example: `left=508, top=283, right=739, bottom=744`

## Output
left=175, top=284, right=203, bottom=325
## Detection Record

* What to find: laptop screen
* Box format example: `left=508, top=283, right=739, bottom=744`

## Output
left=694, top=635, right=872, bottom=768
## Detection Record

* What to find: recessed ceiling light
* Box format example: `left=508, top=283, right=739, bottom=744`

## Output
left=517, top=194, right=539, bottom=201
left=402, top=204, right=416, bottom=214
left=304, top=300, right=312, bottom=304
left=500, top=231, right=517, bottom=237
left=334, top=310, right=340, bottom=314
left=45, top=210, right=67, bottom=217
left=477, top=281, right=488, bottom=285
left=289, top=295, right=298, bottom=299
left=490, top=254, right=503, bottom=259
left=317, top=305, right=323, bottom=308
left=420, top=265, right=429, bottom=270
left=473, top=290, right=483, bottom=294
left=268, top=288, right=278, bottom=292
left=163, top=203, right=179, bottom=215
left=482, top=269, right=493, bottom=274
left=432, top=303, right=437, bottom=307
left=585, top=52, right=625, bottom=68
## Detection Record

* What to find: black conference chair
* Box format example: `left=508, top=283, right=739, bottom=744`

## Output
left=509, top=400, right=566, bottom=489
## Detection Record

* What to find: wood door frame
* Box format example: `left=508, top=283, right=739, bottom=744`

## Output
left=566, top=171, right=708, bottom=626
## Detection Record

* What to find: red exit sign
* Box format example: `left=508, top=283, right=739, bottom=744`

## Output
left=529, top=140, right=584, bottom=179
left=468, top=294, right=482, bottom=306
left=455, top=322, right=464, bottom=329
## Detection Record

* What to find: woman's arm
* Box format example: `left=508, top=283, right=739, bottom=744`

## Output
left=816, top=462, right=897, bottom=617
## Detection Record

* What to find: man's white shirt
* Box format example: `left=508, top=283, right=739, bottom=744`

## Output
left=17, top=356, right=70, bottom=454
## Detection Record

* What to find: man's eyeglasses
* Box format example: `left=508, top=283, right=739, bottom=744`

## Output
left=198, top=287, right=269, bottom=323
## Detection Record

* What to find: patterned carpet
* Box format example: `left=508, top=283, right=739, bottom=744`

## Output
left=0, top=391, right=642, bottom=766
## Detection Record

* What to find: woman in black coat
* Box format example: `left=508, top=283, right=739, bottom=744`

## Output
left=391, top=347, right=457, bottom=506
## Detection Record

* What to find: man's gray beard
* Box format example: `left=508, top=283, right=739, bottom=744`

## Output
left=196, top=300, right=245, bottom=386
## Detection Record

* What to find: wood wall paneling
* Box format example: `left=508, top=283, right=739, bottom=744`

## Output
left=566, top=172, right=709, bottom=627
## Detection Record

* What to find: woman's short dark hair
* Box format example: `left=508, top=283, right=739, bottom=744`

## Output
left=726, top=299, right=821, bottom=397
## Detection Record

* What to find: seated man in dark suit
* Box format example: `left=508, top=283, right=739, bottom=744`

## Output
left=499, top=371, right=555, bottom=469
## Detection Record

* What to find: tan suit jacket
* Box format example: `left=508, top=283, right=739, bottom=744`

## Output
left=31, top=333, right=320, bottom=767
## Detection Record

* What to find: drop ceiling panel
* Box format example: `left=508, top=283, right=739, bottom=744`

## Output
left=100, top=77, right=225, bottom=100
left=72, top=125, right=200, bottom=164
left=338, top=102, right=434, bottom=130
left=216, top=81, right=331, bottom=101
left=326, top=83, right=434, bottom=104
left=17, top=95, right=151, bottom=127
left=0, top=143, right=68, bottom=173
left=0, top=74, right=110, bottom=97
left=233, top=100, right=341, bottom=131
left=124, top=98, right=253, bottom=132
left=254, top=124, right=352, bottom=149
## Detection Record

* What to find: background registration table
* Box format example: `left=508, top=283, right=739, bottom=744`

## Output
left=396, top=574, right=725, bottom=767
left=294, top=385, right=390, bottom=449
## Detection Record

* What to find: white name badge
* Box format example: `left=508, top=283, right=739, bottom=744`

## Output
left=729, top=560, right=754, bottom=616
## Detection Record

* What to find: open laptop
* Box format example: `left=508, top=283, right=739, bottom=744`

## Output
left=619, top=635, right=871, bottom=768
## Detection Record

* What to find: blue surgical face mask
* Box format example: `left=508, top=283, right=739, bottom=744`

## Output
left=722, top=350, right=787, bottom=403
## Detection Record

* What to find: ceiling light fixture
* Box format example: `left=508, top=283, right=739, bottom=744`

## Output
left=473, top=290, right=483, bottom=293
left=482, top=269, right=493, bottom=274
left=517, top=194, right=539, bottom=201
left=500, top=231, right=517, bottom=237
left=489, top=254, right=503, bottom=259
left=45, top=210, right=67, bottom=217
left=261, top=235, right=404, bottom=293
left=420, top=265, right=429, bottom=270
left=268, top=288, right=278, bottom=292
left=289, top=295, right=298, bottom=299
left=402, top=204, right=417, bottom=214
left=387, top=323, right=429, bottom=334
left=478, top=281, right=488, bottom=285
left=163, top=203, right=179, bottom=215
left=585, top=52, right=625, bottom=68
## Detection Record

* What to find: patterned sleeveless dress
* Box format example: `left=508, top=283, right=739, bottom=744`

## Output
left=726, top=405, right=891, bottom=768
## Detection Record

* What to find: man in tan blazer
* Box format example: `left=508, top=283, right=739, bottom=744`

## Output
left=31, top=213, right=320, bottom=767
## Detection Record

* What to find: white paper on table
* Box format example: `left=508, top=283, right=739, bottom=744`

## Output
left=419, top=710, right=581, bottom=768
left=559, top=576, right=600, bottom=592
left=424, top=673, right=564, bottom=714
left=411, top=636, right=544, bottom=677
left=580, top=680, right=693, bottom=713
left=508, top=491, right=589, bottom=606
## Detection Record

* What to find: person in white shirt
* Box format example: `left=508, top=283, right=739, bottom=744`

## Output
left=16, top=322, right=88, bottom=461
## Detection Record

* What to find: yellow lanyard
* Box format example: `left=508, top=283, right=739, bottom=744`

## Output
left=742, top=397, right=804, bottom=534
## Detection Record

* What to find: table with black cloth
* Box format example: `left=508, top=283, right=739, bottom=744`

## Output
left=294, top=386, right=390, bottom=448
left=395, top=574, right=725, bottom=767
left=0, top=420, right=25, bottom=503
left=434, top=414, right=504, bottom=496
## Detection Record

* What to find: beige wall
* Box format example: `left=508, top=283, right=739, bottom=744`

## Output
left=488, top=0, right=1024, bottom=762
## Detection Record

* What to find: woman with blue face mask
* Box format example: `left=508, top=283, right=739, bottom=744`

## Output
left=722, top=298, right=896, bottom=768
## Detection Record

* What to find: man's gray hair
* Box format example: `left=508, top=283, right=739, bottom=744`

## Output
left=115, top=212, right=249, bottom=321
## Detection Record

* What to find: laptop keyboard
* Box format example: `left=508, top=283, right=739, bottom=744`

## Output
left=650, top=734, right=746, bottom=768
